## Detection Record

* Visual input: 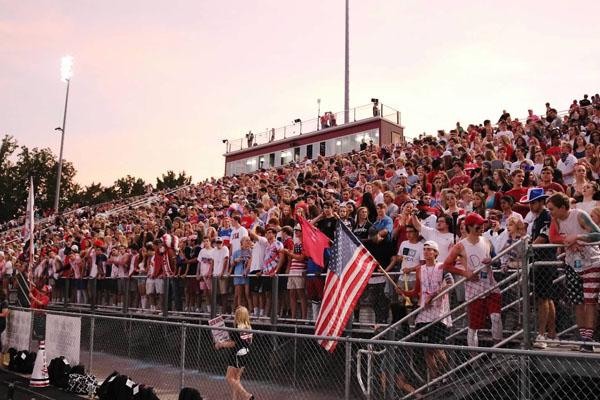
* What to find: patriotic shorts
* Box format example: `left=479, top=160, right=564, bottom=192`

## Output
left=565, top=264, right=600, bottom=305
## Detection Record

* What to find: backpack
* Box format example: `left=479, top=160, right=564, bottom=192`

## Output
left=23, top=352, right=36, bottom=374
left=97, top=371, right=119, bottom=400
left=6, top=348, right=18, bottom=371
left=48, top=356, right=72, bottom=388
left=179, top=387, right=203, bottom=400
left=133, top=384, right=161, bottom=400
left=99, top=373, right=135, bottom=400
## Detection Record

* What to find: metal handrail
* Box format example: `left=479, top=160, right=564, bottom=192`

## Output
left=372, top=236, right=528, bottom=341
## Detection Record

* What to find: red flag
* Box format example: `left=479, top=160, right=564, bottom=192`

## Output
left=298, top=215, right=330, bottom=268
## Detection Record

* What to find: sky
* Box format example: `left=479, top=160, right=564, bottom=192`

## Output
left=1, top=0, right=599, bottom=186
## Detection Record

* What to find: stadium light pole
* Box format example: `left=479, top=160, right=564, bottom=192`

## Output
left=53, top=55, right=73, bottom=214
left=344, top=0, right=349, bottom=124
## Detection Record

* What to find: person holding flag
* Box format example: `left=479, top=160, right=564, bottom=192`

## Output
left=396, top=241, right=453, bottom=379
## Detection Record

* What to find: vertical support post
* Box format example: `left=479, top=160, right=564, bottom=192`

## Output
left=353, top=107, right=356, bottom=122
left=344, top=0, right=350, bottom=124
left=90, top=278, right=97, bottom=311
left=89, top=316, right=95, bottom=372
left=271, top=277, right=279, bottom=325
left=293, top=325, right=298, bottom=389
left=180, top=323, right=187, bottom=391
left=64, top=279, right=70, bottom=309
left=396, top=111, right=400, bottom=125
left=520, top=239, right=531, bottom=400
left=123, top=279, right=129, bottom=314
left=211, top=276, right=218, bottom=319
left=163, top=277, right=170, bottom=317
left=345, top=340, right=351, bottom=400
left=521, top=239, right=531, bottom=349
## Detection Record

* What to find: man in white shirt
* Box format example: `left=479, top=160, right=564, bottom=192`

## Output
left=248, top=226, right=269, bottom=317
left=387, top=225, right=424, bottom=296
left=211, top=237, right=230, bottom=314
left=411, top=213, right=454, bottom=261
left=230, top=215, right=249, bottom=262
left=557, top=142, right=578, bottom=186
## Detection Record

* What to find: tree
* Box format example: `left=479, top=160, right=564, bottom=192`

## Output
left=156, top=170, right=192, bottom=190
left=114, top=175, right=147, bottom=198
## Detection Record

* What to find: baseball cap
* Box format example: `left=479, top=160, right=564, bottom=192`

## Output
left=464, top=213, right=487, bottom=226
left=423, top=240, right=439, bottom=253
left=71, top=245, right=79, bottom=252
left=215, top=237, right=223, bottom=243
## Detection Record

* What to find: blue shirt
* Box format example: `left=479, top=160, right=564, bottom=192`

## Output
left=372, top=216, right=394, bottom=241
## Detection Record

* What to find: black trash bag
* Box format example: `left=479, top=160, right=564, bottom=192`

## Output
left=7, top=348, right=18, bottom=371
left=48, top=356, right=71, bottom=388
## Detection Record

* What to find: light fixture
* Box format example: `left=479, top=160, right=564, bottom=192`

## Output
left=293, top=118, right=302, bottom=124
left=336, top=140, right=342, bottom=146
left=222, top=139, right=228, bottom=144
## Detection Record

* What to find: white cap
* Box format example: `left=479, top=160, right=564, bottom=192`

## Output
left=71, top=245, right=79, bottom=252
left=423, top=240, right=439, bottom=253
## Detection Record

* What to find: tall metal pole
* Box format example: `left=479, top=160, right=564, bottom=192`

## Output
left=344, top=0, right=350, bottom=124
left=54, top=79, right=70, bottom=213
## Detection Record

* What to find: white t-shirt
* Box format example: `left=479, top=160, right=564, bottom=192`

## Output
left=249, top=237, right=268, bottom=273
left=230, top=226, right=249, bottom=262
left=212, top=246, right=230, bottom=276
left=197, top=248, right=214, bottom=276
left=419, top=226, right=454, bottom=262
left=398, top=239, right=424, bottom=284
left=4, top=260, right=13, bottom=275
left=557, top=154, right=578, bottom=185
left=500, top=211, right=523, bottom=229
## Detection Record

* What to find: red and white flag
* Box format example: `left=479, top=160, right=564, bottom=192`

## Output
left=315, top=221, right=378, bottom=352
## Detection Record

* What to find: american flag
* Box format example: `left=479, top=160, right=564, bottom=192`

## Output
left=315, top=221, right=378, bottom=352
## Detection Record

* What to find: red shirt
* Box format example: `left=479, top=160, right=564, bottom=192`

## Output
left=504, top=187, right=529, bottom=203
left=31, top=288, right=50, bottom=309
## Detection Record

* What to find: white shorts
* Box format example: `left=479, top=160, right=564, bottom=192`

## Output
left=146, top=278, right=164, bottom=295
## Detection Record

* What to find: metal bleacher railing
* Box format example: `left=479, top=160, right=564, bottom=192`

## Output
left=224, top=103, right=401, bottom=153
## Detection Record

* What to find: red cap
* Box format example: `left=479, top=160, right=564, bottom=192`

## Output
left=464, top=213, right=487, bottom=226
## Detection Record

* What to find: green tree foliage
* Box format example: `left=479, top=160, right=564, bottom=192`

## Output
left=156, top=170, right=192, bottom=190
left=0, top=134, right=194, bottom=224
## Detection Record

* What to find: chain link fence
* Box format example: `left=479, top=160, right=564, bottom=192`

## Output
left=8, top=306, right=600, bottom=400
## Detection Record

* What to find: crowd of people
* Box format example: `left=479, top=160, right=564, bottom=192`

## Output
left=1, top=93, right=600, bottom=357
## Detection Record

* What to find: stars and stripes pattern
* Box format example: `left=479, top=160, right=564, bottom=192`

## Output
left=315, top=221, right=378, bottom=352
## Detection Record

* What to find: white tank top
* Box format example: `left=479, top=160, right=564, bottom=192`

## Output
left=557, top=209, right=600, bottom=267
left=415, top=262, right=453, bottom=327
left=460, top=237, right=498, bottom=301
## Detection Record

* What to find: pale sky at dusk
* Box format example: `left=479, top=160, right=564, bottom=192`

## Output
left=2, top=0, right=599, bottom=186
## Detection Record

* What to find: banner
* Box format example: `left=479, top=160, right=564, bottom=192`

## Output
left=45, top=314, right=81, bottom=364
left=208, top=316, right=230, bottom=344
left=2, top=310, right=32, bottom=351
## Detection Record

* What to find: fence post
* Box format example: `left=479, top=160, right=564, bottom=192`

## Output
left=521, top=239, right=531, bottom=349
left=271, top=277, right=279, bottom=325
left=180, top=323, right=187, bottom=391
left=345, top=339, right=351, bottom=400
left=123, top=279, right=129, bottom=314
left=211, top=276, right=218, bottom=319
left=64, top=279, right=70, bottom=309
left=520, top=239, right=531, bottom=400
left=90, top=279, right=96, bottom=311
left=89, top=316, right=95, bottom=372
left=163, top=277, right=170, bottom=318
